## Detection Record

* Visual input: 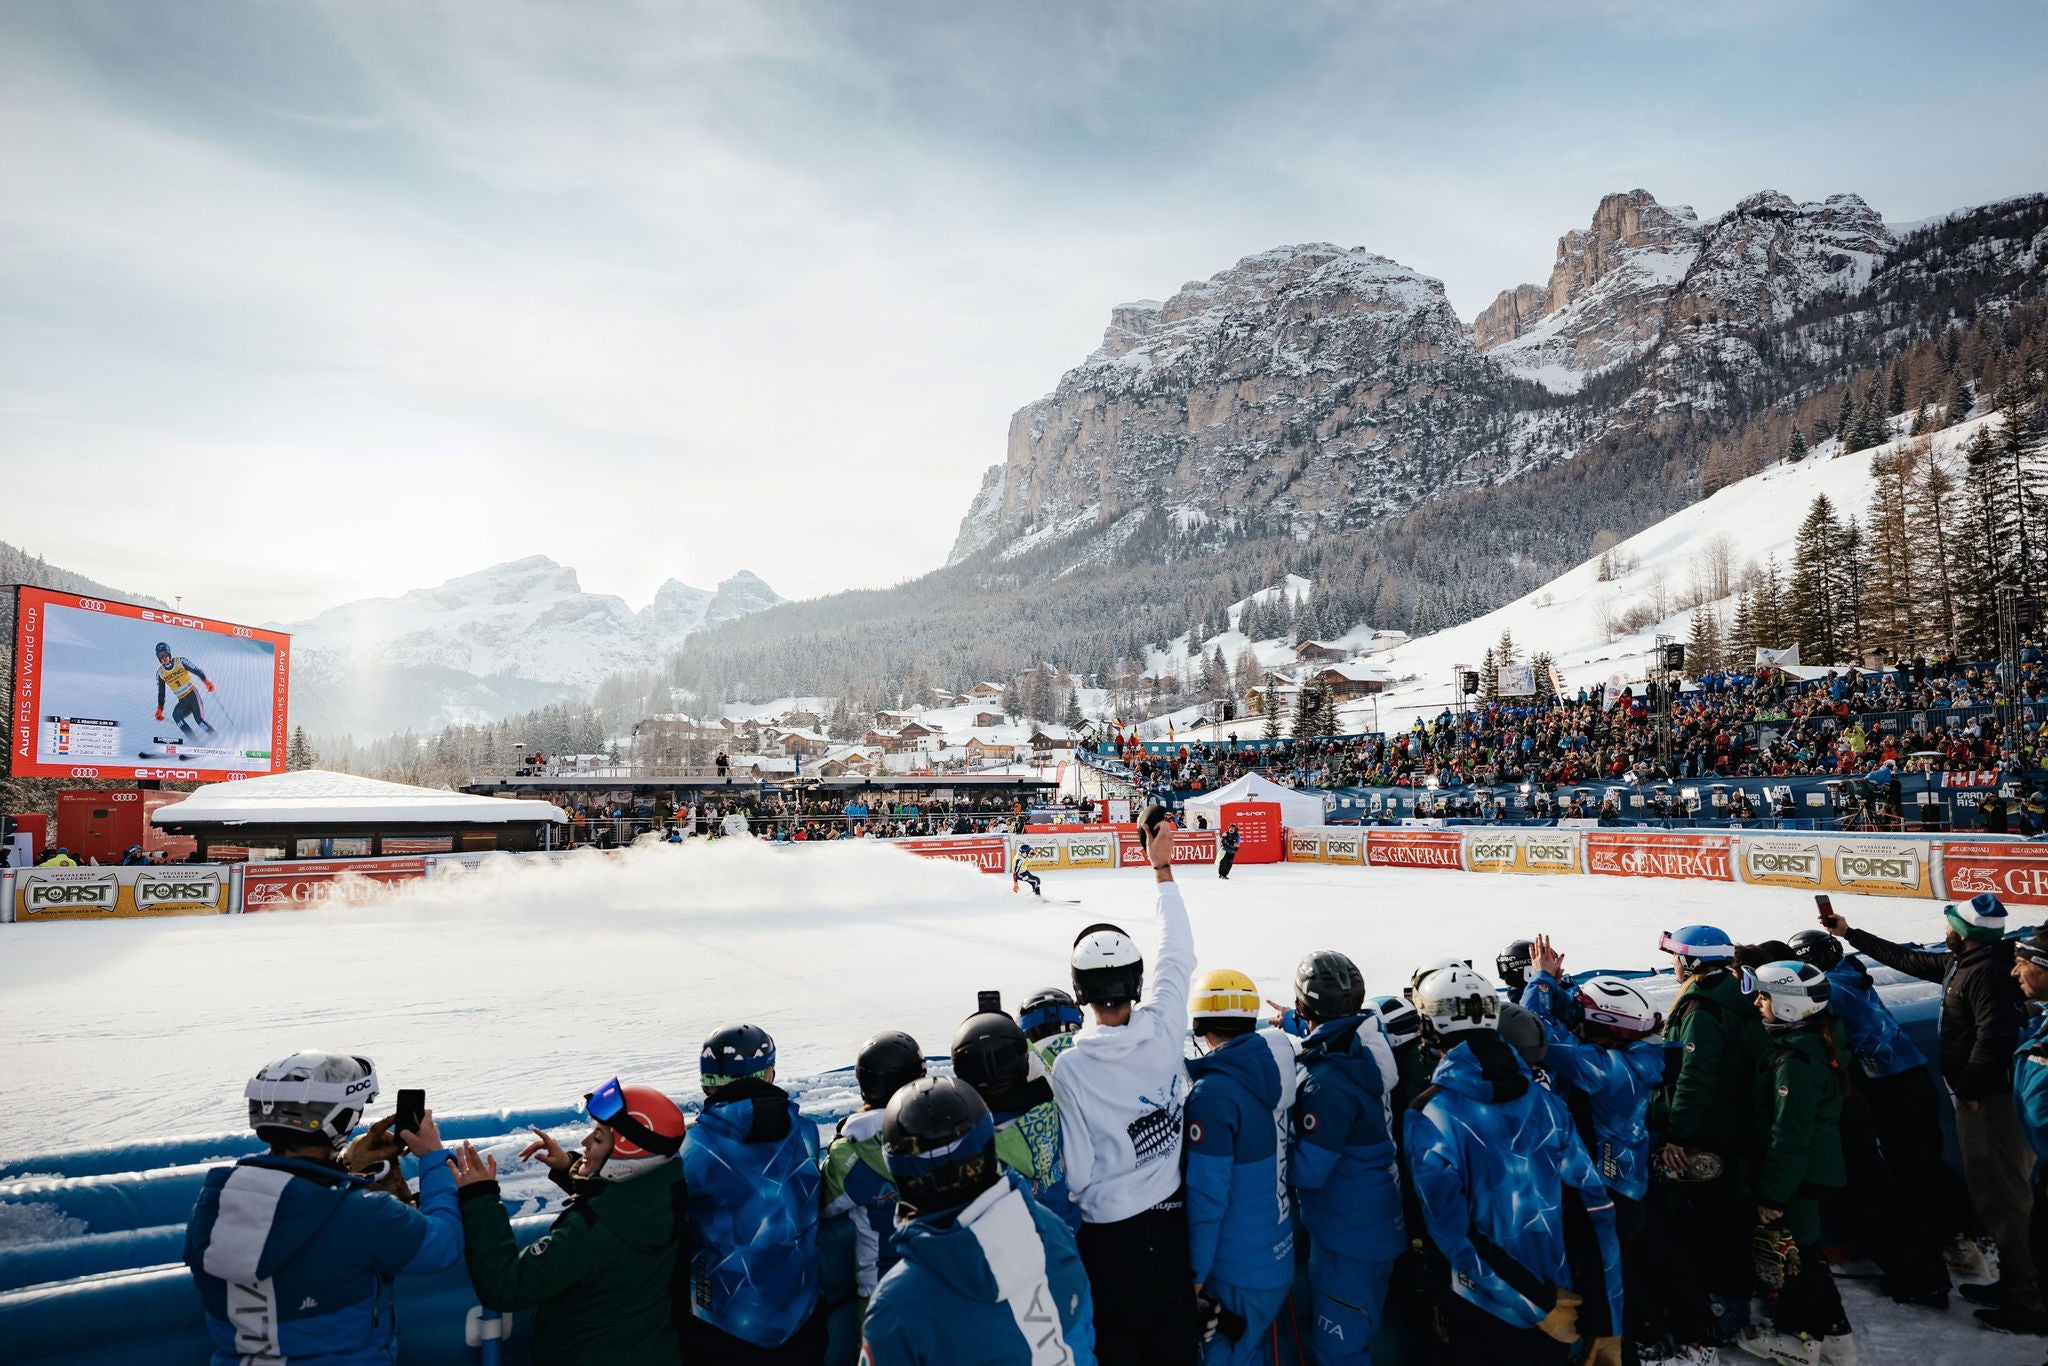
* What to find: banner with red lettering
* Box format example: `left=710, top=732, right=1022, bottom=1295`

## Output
left=898, top=836, right=1009, bottom=873
left=1585, top=831, right=1735, bottom=882
left=1940, top=840, right=2048, bottom=906
left=241, top=857, right=430, bottom=910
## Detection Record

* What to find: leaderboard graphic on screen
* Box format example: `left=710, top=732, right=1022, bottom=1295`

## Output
left=11, top=588, right=291, bottom=782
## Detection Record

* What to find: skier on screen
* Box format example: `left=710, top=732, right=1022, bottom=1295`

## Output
left=153, top=642, right=217, bottom=738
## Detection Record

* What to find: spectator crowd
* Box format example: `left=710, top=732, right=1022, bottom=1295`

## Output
left=179, top=817, right=2048, bottom=1366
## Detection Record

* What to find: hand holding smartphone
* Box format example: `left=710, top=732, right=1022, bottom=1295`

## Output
left=394, top=1088, right=426, bottom=1137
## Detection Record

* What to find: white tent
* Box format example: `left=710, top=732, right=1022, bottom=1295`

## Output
left=1182, top=773, right=1325, bottom=830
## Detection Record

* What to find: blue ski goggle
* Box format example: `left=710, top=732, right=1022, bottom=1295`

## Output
left=582, top=1076, right=682, bottom=1157
left=1021, top=998, right=1083, bottom=1035
left=584, top=1076, right=628, bottom=1124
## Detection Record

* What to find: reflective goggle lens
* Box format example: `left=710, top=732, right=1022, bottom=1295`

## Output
left=584, top=1077, right=626, bottom=1123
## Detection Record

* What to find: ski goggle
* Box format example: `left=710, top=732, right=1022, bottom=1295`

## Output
left=1659, top=931, right=1734, bottom=962
left=1740, top=967, right=1823, bottom=999
left=582, top=1077, right=682, bottom=1157
left=1020, top=998, right=1083, bottom=1035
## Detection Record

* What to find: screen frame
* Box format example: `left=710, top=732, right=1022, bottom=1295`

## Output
left=10, top=585, right=292, bottom=782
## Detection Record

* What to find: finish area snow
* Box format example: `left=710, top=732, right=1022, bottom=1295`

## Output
left=0, top=841, right=1966, bottom=1154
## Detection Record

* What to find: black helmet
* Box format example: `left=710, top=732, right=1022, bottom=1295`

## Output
left=699, top=1023, right=776, bottom=1088
left=1019, top=987, right=1082, bottom=1042
left=883, top=1075, right=998, bottom=1211
left=1293, top=949, right=1365, bottom=1023
left=1496, top=939, right=1535, bottom=992
left=154, top=641, right=172, bottom=659
left=854, top=1030, right=926, bottom=1109
left=1496, top=1002, right=1548, bottom=1066
left=1787, top=929, right=1843, bottom=972
left=951, top=1012, right=1033, bottom=1107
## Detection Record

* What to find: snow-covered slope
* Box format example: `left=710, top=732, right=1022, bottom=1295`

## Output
left=284, top=557, right=782, bottom=734
left=1354, top=415, right=1996, bottom=730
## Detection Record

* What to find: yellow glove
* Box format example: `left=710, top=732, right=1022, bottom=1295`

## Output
left=1536, top=1288, right=1582, bottom=1344
left=1585, top=1336, right=1623, bottom=1366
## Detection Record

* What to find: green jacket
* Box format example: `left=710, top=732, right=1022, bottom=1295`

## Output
left=459, top=1161, right=684, bottom=1366
left=1752, top=1026, right=1847, bottom=1242
left=1656, top=969, right=1767, bottom=1156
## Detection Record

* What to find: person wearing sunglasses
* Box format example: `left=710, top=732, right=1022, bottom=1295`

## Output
left=1651, top=923, right=1767, bottom=1343
left=448, top=1077, right=687, bottom=1364
left=186, top=1051, right=464, bottom=1366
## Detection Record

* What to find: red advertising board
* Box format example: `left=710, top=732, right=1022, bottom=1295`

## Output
left=899, top=837, right=1009, bottom=874
left=1366, top=829, right=1466, bottom=870
left=1117, top=830, right=1221, bottom=868
left=11, top=586, right=291, bottom=783
left=1586, top=831, right=1735, bottom=882
left=1942, top=840, right=2048, bottom=906
left=1218, top=802, right=1284, bottom=864
left=242, top=857, right=429, bottom=910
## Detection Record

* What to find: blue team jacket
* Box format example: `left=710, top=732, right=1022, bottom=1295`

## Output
left=1522, top=973, right=1664, bottom=1202
left=1290, top=1014, right=1404, bottom=1264
left=1826, top=959, right=1927, bottom=1079
left=1184, top=1029, right=1295, bottom=1291
left=682, top=1077, right=823, bottom=1347
left=1404, top=1033, right=1624, bottom=1332
left=184, top=1150, right=464, bottom=1366
left=2015, top=1009, right=2048, bottom=1170
left=862, top=1171, right=1096, bottom=1365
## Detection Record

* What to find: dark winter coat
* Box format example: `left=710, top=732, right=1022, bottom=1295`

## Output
left=1752, top=1025, right=1847, bottom=1245
left=459, top=1161, right=683, bottom=1365
left=1655, top=969, right=1767, bottom=1158
left=1845, top=928, right=2025, bottom=1100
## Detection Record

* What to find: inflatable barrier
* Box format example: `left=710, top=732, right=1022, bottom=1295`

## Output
left=1281, top=825, right=2048, bottom=905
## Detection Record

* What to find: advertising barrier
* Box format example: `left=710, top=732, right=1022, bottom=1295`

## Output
left=1218, top=802, right=1285, bottom=864
left=1586, top=830, right=1736, bottom=882
left=1459, top=829, right=1584, bottom=876
left=1941, top=840, right=2048, bottom=906
left=1118, top=829, right=1220, bottom=868
left=898, top=836, right=1010, bottom=873
left=1366, top=829, right=1466, bottom=870
left=8, top=864, right=232, bottom=921
left=241, top=856, right=430, bottom=910
left=1285, top=828, right=1366, bottom=865
left=1014, top=831, right=1119, bottom=871
left=1737, top=834, right=1934, bottom=899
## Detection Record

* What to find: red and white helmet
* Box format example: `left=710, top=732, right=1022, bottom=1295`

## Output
left=584, top=1078, right=686, bottom=1181
left=1573, top=977, right=1663, bottom=1040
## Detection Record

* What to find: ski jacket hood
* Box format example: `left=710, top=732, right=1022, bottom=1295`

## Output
left=1430, top=1030, right=1531, bottom=1105
left=695, top=1074, right=796, bottom=1145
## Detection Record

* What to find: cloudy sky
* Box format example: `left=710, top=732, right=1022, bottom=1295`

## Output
left=3, top=0, right=2043, bottom=623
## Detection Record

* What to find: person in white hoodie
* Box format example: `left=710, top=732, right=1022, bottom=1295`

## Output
left=1049, top=816, right=1198, bottom=1364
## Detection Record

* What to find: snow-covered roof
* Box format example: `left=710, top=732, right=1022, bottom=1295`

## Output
left=152, top=769, right=567, bottom=827
left=1313, top=660, right=1395, bottom=682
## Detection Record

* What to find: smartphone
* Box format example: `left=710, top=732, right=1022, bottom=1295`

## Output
left=394, top=1088, right=426, bottom=1136
left=1814, top=895, right=1834, bottom=922
left=977, top=989, right=1003, bottom=1016
left=1139, top=803, right=1170, bottom=836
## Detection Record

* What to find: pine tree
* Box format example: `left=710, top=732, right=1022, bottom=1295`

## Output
left=1754, top=557, right=1789, bottom=653
left=1995, top=373, right=2047, bottom=595
left=1290, top=682, right=1316, bottom=739
left=1861, top=447, right=1918, bottom=657
left=1260, top=683, right=1281, bottom=739
left=1730, top=584, right=1759, bottom=662
left=1888, top=360, right=1910, bottom=416
left=1002, top=677, right=1022, bottom=720
left=1835, top=386, right=1856, bottom=440
left=1686, top=608, right=1723, bottom=675
left=1528, top=651, right=1560, bottom=702
left=1954, top=427, right=2011, bottom=655
left=1787, top=427, right=1808, bottom=463
left=1789, top=496, right=1844, bottom=662
left=1479, top=647, right=1497, bottom=701
left=1911, top=442, right=1960, bottom=649
left=286, top=727, right=318, bottom=771
left=1207, top=645, right=1229, bottom=699
left=1064, top=686, right=1083, bottom=727
left=1947, top=373, right=1974, bottom=427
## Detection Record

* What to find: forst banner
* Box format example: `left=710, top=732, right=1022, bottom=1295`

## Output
left=13, top=866, right=229, bottom=920
left=1461, top=830, right=1582, bottom=876
left=1738, top=835, right=1933, bottom=898
left=10, top=587, right=291, bottom=783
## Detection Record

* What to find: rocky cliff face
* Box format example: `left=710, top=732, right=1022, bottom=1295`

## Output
left=948, top=245, right=1520, bottom=564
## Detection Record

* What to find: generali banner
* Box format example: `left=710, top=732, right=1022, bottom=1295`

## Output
left=13, top=865, right=230, bottom=921
left=1585, top=831, right=1735, bottom=882
left=1738, top=835, right=1932, bottom=899
left=241, top=857, right=430, bottom=910
left=898, top=836, right=1010, bottom=873
left=1366, top=829, right=1466, bottom=870
left=1941, top=841, right=2048, bottom=906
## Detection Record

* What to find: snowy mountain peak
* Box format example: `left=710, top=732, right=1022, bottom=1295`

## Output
left=285, top=559, right=781, bottom=735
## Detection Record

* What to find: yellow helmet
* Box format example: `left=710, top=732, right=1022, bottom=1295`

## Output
left=1191, top=968, right=1262, bottom=1026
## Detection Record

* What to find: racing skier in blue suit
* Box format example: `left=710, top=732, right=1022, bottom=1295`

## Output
left=683, top=1024, right=824, bottom=1362
left=1405, top=966, right=1623, bottom=1366
left=1184, top=968, right=1298, bottom=1365
left=185, top=1051, right=464, bottom=1366
left=1287, top=950, right=1404, bottom=1366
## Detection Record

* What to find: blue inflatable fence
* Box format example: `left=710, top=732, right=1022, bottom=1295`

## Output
left=0, top=993, right=1953, bottom=1364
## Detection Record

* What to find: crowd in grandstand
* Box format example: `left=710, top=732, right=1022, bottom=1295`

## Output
left=181, top=818, right=2048, bottom=1365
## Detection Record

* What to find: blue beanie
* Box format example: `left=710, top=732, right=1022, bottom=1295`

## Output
left=1945, top=892, right=2009, bottom=943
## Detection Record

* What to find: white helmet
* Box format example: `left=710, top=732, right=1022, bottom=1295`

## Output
left=1572, top=977, right=1664, bottom=1040
left=246, top=1051, right=379, bottom=1155
left=1412, top=966, right=1500, bottom=1036
left=1405, top=954, right=1470, bottom=1002
left=1071, top=923, right=1143, bottom=1006
left=1747, top=961, right=1832, bottom=1028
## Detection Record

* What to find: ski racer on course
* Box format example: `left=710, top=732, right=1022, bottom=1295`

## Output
left=185, top=1051, right=464, bottom=1366
left=154, top=641, right=217, bottom=738
left=1287, top=950, right=1404, bottom=1366
left=1012, top=843, right=1043, bottom=897
left=1404, top=966, right=1623, bottom=1366
left=860, top=1075, right=1097, bottom=1364
left=1048, top=815, right=1198, bottom=1364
